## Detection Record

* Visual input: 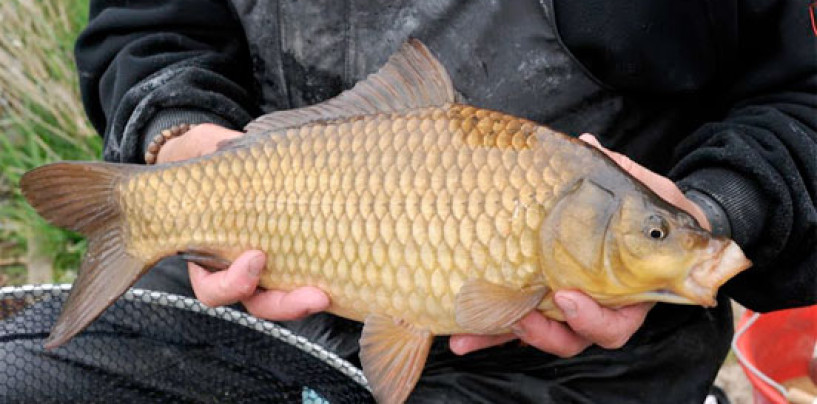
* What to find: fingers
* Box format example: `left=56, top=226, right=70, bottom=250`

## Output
left=449, top=333, right=518, bottom=356
left=188, top=250, right=330, bottom=321
left=242, top=286, right=330, bottom=321
left=449, top=310, right=594, bottom=358
left=578, top=134, right=710, bottom=228
left=554, top=290, right=652, bottom=350
left=579, top=133, right=676, bottom=201
left=189, top=250, right=265, bottom=307
left=579, top=134, right=642, bottom=177
left=578, top=133, right=602, bottom=148
left=513, top=311, right=591, bottom=357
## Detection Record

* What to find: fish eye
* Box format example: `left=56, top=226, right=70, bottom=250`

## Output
left=644, top=215, right=669, bottom=240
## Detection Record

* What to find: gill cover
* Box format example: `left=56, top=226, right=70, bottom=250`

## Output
left=541, top=178, right=618, bottom=278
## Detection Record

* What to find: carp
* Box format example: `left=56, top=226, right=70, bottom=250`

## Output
left=21, top=40, right=751, bottom=403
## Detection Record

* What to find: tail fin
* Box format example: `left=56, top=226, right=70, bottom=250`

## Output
left=21, top=162, right=148, bottom=348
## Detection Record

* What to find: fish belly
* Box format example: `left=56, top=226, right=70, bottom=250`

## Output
left=119, top=105, right=588, bottom=334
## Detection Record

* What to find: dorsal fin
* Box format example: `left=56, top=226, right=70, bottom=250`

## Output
left=244, top=39, right=455, bottom=134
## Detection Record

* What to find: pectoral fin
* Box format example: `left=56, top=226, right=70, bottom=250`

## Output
left=536, top=294, right=566, bottom=321
left=454, top=279, right=549, bottom=333
left=359, top=315, right=433, bottom=404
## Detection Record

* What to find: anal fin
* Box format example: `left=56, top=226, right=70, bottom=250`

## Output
left=359, top=315, right=433, bottom=404
left=177, top=249, right=232, bottom=272
left=454, top=279, right=549, bottom=333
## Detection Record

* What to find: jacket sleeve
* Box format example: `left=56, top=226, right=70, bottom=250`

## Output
left=75, top=0, right=259, bottom=163
left=670, top=1, right=817, bottom=311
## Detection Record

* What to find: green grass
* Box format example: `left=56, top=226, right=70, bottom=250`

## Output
left=0, top=0, right=99, bottom=285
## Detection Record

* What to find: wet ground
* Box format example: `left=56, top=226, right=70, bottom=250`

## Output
left=715, top=303, right=753, bottom=404
left=716, top=357, right=753, bottom=404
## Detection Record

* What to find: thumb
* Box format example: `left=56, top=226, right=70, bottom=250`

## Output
left=555, top=290, right=651, bottom=350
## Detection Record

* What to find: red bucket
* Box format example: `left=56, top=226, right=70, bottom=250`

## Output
left=734, top=305, right=817, bottom=404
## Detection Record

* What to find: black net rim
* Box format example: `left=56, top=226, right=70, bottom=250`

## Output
left=0, top=283, right=370, bottom=391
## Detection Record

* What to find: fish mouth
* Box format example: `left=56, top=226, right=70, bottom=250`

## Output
left=675, top=239, right=752, bottom=307
left=602, top=239, right=752, bottom=308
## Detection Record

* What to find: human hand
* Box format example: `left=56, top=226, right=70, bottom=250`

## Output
left=155, top=123, right=243, bottom=164
left=189, top=250, right=330, bottom=320
left=450, top=133, right=710, bottom=357
left=157, top=123, right=331, bottom=320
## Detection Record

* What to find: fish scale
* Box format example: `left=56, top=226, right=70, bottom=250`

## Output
left=120, top=105, right=586, bottom=333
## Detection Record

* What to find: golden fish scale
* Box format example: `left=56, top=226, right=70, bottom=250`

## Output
left=119, top=105, right=597, bottom=334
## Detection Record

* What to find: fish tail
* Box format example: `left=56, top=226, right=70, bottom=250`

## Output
left=21, top=161, right=149, bottom=349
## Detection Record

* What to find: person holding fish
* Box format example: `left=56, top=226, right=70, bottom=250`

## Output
left=10, top=1, right=816, bottom=403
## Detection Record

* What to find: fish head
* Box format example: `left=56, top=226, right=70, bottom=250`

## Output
left=538, top=178, right=751, bottom=308
left=602, top=193, right=752, bottom=307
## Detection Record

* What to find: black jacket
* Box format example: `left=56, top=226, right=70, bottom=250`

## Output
left=75, top=0, right=817, bottom=312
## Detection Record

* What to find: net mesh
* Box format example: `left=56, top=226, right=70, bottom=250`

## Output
left=0, top=284, right=373, bottom=403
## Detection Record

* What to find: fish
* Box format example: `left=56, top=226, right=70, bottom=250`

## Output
left=20, top=40, right=751, bottom=403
